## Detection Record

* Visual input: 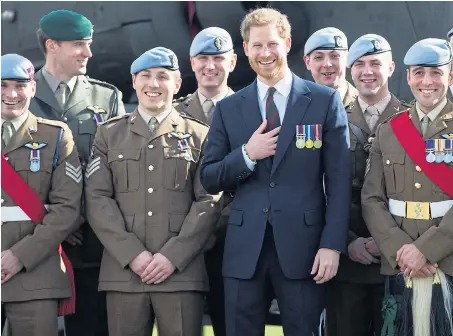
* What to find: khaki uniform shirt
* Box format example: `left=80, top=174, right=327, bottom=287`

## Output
left=85, top=108, right=222, bottom=292
left=1, top=113, right=82, bottom=302
left=30, top=68, right=126, bottom=268
left=362, top=101, right=453, bottom=276
left=335, top=92, right=409, bottom=284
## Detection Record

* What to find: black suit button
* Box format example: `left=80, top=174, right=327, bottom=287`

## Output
left=263, top=208, right=268, bottom=213
left=270, top=182, right=276, bottom=188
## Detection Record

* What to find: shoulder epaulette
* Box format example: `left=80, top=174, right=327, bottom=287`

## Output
left=86, top=76, right=120, bottom=92
left=36, top=117, right=66, bottom=128
left=172, top=94, right=192, bottom=105
left=379, top=110, right=409, bottom=126
left=400, top=100, right=413, bottom=108
left=180, top=112, right=208, bottom=127
left=100, top=114, right=129, bottom=125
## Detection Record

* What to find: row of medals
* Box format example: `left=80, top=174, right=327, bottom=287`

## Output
left=296, top=136, right=322, bottom=149
left=426, top=150, right=453, bottom=163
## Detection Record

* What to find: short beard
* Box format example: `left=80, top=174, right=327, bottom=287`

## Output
left=249, top=57, right=285, bottom=81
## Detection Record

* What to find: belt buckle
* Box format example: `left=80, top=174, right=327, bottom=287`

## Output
left=406, top=201, right=430, bottom=220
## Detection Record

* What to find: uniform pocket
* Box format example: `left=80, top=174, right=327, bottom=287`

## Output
left=382, top=153, right=405, bottom=194
left=108, top=149, right=141, bottom=192
left=14, top=159, right=53, bottom=197
left=162, top=146, right=200, bottom=191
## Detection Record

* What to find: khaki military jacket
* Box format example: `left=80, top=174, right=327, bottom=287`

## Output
left=342, top=81, right=358, bottom=109
left=336, top=94, right=409, bottom=284
left=85, top=108, right=222, bottom=292
left=362, top=101, right=453, bottom=276
left=1, top=113, right=82, bottom=302
left=174, top=88, right=235, bottom=245
left=30, top=69, right=126, bottom=268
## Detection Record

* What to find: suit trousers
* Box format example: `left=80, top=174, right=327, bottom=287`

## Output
left=1, top=299, right=58, bottom=336
left=106, top=291, right=204, bottom=336
left=325, top=281, right=384, bottom=336
left=64, top=267, right=108, bottom=336
left=205, top=237, right=227, bottom=336
left=224, top=224, right=326, bottom=336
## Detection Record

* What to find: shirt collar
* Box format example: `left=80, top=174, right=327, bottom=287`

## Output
left=197, top=87, right=229, bottom=106
left=257, top=68, right=293, bottom=102
left=1, top=110, right=30, bottom=132
left=416, top=97, right=448, bottom=123
left=137, top=106, right=172, bottom=125
left=357, top=92, right=392, bottom=114
left=42, top=67, right=77, bottom=94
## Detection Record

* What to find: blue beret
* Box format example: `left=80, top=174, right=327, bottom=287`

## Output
left=304, top=27, right=348, bottom=56
left=40, top=10, right=93, bottom=41
left=347, top=34, right=391, bottom=68
left=130, top=47, right=179, bottom=74
left=1, top=54, right=35, bottom=81
left=404, top=38, right=452, bottom=67
left=448, top=28, right=453, bottom=39
left=190, top=27, right=233, bottom=57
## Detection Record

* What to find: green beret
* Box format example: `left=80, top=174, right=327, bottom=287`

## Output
left=40, top=10, right=93, bottom=41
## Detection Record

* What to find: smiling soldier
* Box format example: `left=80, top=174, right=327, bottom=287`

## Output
left=85, top=47, right=221, bottom=336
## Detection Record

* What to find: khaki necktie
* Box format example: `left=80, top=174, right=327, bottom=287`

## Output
left=56, top=82, right=68, bottom=109
left=2, top=121, right=15, bottom=147
left=148, top=117, right=158, bottom=134
left=365, top=105, right=380, bottom=131
left=420, top=115, right=431, bottom=136
left=202, top=99, right=215, bottom=123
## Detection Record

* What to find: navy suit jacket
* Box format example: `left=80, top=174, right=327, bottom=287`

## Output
left=200, top=73, right=352, bottom=280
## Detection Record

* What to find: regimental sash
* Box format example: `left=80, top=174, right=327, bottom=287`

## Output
left=390, top=111, right=453, bottom=198
left=1, top=153, right=76, bottom=316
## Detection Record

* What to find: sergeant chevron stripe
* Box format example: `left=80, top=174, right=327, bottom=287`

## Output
left=65, top=162, right=82, bottom=183
left=85, top=157, right=101, bottom=179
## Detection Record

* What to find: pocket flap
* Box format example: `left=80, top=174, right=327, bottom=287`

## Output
left=107, top=149, right=141, bottom=163
left=78, top=118, right=97, bottom=135
left=169, top=213, right=186, bottom=233
left=304, top=208, right=323, bottom=226
left=228, top=209, right=243, bottom=226
left=14, top=159, right=53, bottom=172
left=163, top=147, right=200, bottom=163
left=383, top=153, right=405, bottom=165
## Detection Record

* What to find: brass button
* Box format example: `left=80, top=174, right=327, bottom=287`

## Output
left=148, top=144, right=154, bottom=149
left=1, top=199, right=4, bottom=204
left=148, top=188, right=154, bottom=193
left=147, top=211, right=153, bottom=217
left=386, top=160, right=390, bottom=165
left=148, top=165, right=154, bottom=171
left=5, top=157, right=8, bottom=161
left=415, top=182, right=422, bottom=189
left=118, top=154, right=124, bottom=159
left=63, top=117, right=68, bottom=122
left=415, top=166, right=422, bottom=172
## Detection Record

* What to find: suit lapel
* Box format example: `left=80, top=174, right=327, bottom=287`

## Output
left=271, top=74, right=311, bottom=176
left=3, top=113, right=37, bottom=154
left=239, top=81, right=270, bottom=171
left=347, top=98, right=370, bottom=134
left=186, top=90, right=207, bottom=123
left=129, top=109, right=152, bottom=139
left=409, top=105, right=422, bottom=135
left=151, top=109, right=180, bottom=142
left=424, top=100, right=453, bottom=139
left=33, top=70, right=62, bottom=117
left=65, top=76, right=92, bottom=112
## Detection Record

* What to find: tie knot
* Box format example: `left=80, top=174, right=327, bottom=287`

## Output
left=366, top=105, right=379, bottom=116
left=202, top=99, right=214, bottom=113
left=267, top=87, right=276, bottom=97
left=149, top=117, right=158, bottom=126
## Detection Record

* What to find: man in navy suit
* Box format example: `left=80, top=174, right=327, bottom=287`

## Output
left=200, top=8, right=352, bottom=336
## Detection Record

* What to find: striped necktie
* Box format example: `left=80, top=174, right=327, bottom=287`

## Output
left=265, top=87, right=281, bottom=132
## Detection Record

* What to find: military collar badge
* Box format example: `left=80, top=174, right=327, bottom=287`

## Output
left=24, top=142, right=47, bottom=172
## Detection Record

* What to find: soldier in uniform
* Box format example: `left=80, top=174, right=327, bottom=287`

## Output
left=29, top=10, right=126, bottom=336
left=324, top=34, right=410, bottom=336
left=447, top=28, right=453, bottom=102
left=85, top=47, right=222, bottom=336
left=174, top=27, right=237, bottom=336
left=1, top=54, right=82, bottom=335
left=362, top=39, right=453, bottom=336
left=304, top=27, right=358, bottom=109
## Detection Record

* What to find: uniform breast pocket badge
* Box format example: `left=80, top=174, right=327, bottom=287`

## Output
left=24, top=142, right=47, bottom=172
left=87, top=105, right=107, bottom=126
left=296, top=124, right=322, bottom=149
